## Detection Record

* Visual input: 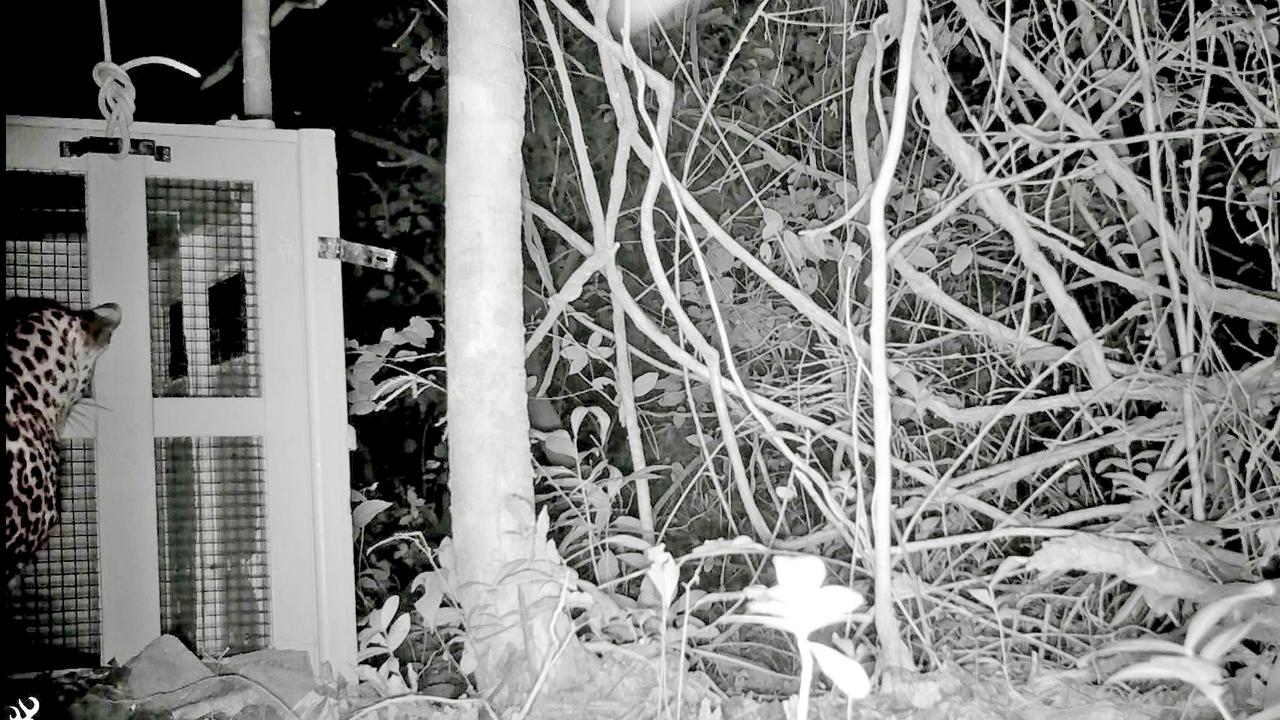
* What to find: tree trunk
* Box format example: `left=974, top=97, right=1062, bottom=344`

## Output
left=444, top=0, right=584, bottom=707
left=240, top=0, right=272, bottom=120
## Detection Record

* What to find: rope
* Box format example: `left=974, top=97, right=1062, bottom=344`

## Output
left=94, top=0, right=201, bottom=159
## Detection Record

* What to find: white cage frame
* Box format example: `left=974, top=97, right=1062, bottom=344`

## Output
left=5, top=116, right=357, bottom=677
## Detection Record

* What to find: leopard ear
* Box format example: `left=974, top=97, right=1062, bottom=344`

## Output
left=86, top=303, right=122, bottom=345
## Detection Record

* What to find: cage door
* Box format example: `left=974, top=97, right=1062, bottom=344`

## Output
left=5, top=117, right=356, bottom=676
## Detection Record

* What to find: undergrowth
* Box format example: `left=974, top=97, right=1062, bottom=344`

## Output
left=342, top=0, right=1280, bottom=717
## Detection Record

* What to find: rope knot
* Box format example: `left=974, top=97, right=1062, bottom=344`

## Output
left=92, top=61, right=137, bottom=158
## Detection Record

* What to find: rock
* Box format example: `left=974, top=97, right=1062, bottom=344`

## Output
left=215, top=649, right=318, bottom=708
left=122, top=635, right=213, bottom=698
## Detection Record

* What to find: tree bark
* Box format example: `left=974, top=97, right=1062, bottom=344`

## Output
left=241, top=0, right=272, bottom=120
left=444, top=0, right=583, bottom=707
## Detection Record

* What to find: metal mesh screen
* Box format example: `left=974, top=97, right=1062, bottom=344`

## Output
left=4, top=170, right=90, bottom=306
left=3, top=170, right=102, bottom=668
left=155, top=436, right=271, bottom=656
left=146, top=178, right=261, bottom=398
left=2, top=441, right=102, bottom=665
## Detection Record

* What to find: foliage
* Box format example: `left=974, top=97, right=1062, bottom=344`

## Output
left=343, top=0, right=1280, bottom=712
left=347, top=315, right=455, bottom=694
left=347, top=315, right=448, bottom=556
left=356, top=595, right=417, bottom=696
left=733, top=554, right=872, bottom=718
left=1088, top=581, right=1279, bottom=720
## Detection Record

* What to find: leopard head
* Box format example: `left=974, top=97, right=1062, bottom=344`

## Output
left=7, top=299, right=122, bottom=432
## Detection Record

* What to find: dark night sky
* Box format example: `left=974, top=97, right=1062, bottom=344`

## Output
left=4, top=2, right=391, bottom=131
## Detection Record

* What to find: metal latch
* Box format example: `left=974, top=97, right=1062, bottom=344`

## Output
left=60, top=136, right=171, bottom=162
left=317, top=237, right=397, bottom=271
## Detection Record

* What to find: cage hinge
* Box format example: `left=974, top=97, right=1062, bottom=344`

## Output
left=60, top=136, right=171, bottom=162
left=317, top=237, right=397, bottom=271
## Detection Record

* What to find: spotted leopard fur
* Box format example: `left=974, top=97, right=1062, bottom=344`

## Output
left=5, top=298, right=121, bottom=576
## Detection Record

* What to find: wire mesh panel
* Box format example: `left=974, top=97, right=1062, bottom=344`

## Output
left=2, top=442, right=102, bottom=667
left=4, top=170, right=90, bottom=306
left=3, top=169, right=103, bottom=669
left=146, top=179, right=261, bottom=398
left=155, top=436, right=271, bottom=656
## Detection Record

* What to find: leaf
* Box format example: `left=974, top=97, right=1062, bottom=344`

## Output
left=711, top=275, right=736, bottom=303
left=357, top=645, right=388, bottom=662
left=1093, top=173, right=1119, bottom=201
left=645, top=545, right=679, bottom=607
left=1197, top=207, right=1213, bottom=230
left=436, top=537, right=457, bottom=573
left=831, top=179, right=856, bottom=201
left=604, top=533, right=653, bottom=552
left=458, top=645, right=477, bottom=675
left=1185, top=581, right=1275, bottom=653
left=612, top=513, right=647, bottom=532
left=633, top=372, right=659, bottom=397
left=809, top=643, right=872, bottom=699
left=378, top=596, right=400, bottom=633
left=689, top=536, right=768, bottom=557
left=539, top=429, right=577, bottom=462
left=411, top=571, right=446, bottom=629
left=782, top=230, right=805, bottom=261
left=950, top=245, right=974, bottom=274
left=1248, top=320, right=1264, bottom=345
left=561, top=344, right=589, bottom=374
left=705, top=243, right=736, bottom=277
left=843, top=242, right=863, bottom=264
left=1265, top=651, right=1280, bottom=709
left=748, top=557, right=864, bottom=636
left=798, top=266, right=819, bottom=294
left=596, top=549, right=619, bottom=583
left=1092, top=638, right=1186, bottom=658
left=775, top=555, right=827, bottom=589
left=1107, top=656, right=1225, bottom=705
left=604, top=552, right=641, bottom=572
left=405, top=662, right=419, bottom=694
left=379, top=655, right=401, bottom=679
left=761, top=207, right=784, bottom=239
left=570, top=406, right=612, bottom=442
left=904, top=245, right=938, bottom=270
left=967, top=587, right=995, bottom=605
left=1197, top=620, right=1256, bottom=664
left=658, top=390, right=686, bottom=410
left=352, top=499, right=393, bottom=533
left=801, top=229, right=837, bottom=260
left=386, top=612, right=412, bottom=651
left=433, top=607, right=463, bottom=627
left=386, top=672, right=409, bottom=696
left=350, top=399, right=378, bottom=416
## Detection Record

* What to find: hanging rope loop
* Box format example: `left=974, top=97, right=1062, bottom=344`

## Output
left=94, top=0, right=201, bottom=159
left=92, top=61, right=138, bottom=155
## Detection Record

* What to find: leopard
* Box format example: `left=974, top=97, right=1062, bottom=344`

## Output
left=5, top=298, right=121, bottom=581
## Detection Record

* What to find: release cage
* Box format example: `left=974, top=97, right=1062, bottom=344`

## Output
left=3, top=116, right=357, bottom=678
